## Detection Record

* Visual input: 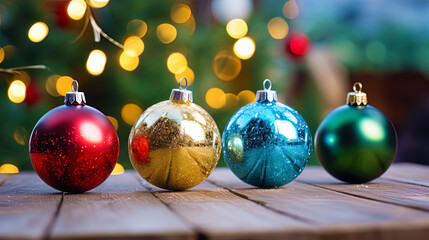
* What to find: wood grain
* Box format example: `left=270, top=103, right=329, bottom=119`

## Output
left=137, top=174, right=315, bottom=240
left=209, top=168, right=429, bottom=239
left=0, top=173, right=62, bottom=240
left=50, top=171, right=193, bottom=240
left=297, top=166, right=429, bottom=212
left=383, top=163, right=429, bottom=187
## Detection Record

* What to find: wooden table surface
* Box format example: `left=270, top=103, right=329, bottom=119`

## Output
left=1, top=163, right=429, bottom=240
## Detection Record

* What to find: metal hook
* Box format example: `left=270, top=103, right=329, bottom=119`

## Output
left=72, top=80, right=79, bottom=92
left=263, top=79, right=272, bottom=91
left=353, top=82, right=362, bottom=93
left=179, top=77, right=188, bottom=90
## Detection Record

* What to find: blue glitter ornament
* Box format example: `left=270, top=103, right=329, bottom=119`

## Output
left=222, top=79, right=313, bottom=188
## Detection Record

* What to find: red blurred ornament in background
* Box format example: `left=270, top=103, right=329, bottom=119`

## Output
left=29, top=80, right=119, bottom=193
left=284, top=31, right=311, bottom=61
left=25, top=80, right=43, bottom=107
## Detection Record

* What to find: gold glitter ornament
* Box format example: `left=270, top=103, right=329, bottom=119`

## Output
left=129, top=78, right=221, bottom=190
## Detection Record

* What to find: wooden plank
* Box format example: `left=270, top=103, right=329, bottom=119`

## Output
left=0, top=173, right=62, bottom=240
left=297, top=166, right=429, bottom=212
left=49, top=171, right=194, bottom=240
left=0, top=174, right=13, bottom=186
left=383, top=163, right=429, bottom=187
left=209, top=168, right=429, bottom=240
left=137, top=174, right=315, bottom=240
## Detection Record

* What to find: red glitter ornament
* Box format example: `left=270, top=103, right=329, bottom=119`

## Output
left=284, top=31, right=311, bottom=61
left=29, top=80, right=119, bottom=193
left=131, top=135, right=149, bottom=164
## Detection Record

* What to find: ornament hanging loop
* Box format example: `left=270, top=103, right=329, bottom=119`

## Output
left=353, top=82, right=362, bottom=93
left=179, top=77, right=188, bottom=90
left=65, top=79, right=86, bottom=106
left=263, top=79, right=272, bottom=91
left=347, top=82, right=367, bottom=106
left=72, top=80, right=79, bottom=92
left=256, top=79, right=277, bottom=103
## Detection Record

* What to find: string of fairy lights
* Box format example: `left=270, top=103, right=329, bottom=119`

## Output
left=0, top=0, right=300, bottom=174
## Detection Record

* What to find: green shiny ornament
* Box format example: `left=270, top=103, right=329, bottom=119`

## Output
left=315, top=83, right=397, bottom=183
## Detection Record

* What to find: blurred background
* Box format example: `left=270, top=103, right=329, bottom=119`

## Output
left=1, top=0, right=429, bottom=173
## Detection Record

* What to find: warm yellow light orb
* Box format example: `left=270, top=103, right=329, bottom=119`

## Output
left=268, top=17, right=289, bottom=39
left=233, top=37, right=256, bottom=60
left=156, top=23, right=177, bottom=44
left=238, top=90, right=256, bottom=105
left=111, top=163, right=125, bottom=175
left=167, top=52, right=188, bottom=74
left=86, top=49, right=107, bottom=76
left=0, top=164, right=19, bottom=174
left=0, top=48, right=4, bottom=64
left=8, top=80, right=26, bottom=103
left=121, top=103, right=143, bottom=125
left=45, top=75, right=61, bottom=96
left=226, top=19, right=248, bottom=39
left=175, top=67, right=195, bottom=86
left=56, top=76, right=74, bottom=96
left=171, top=4, right=192, bottom=24
left=28, top=22, right=49, bottom=43
left=119, top=52, right=139, bottom=71
left=107, top=116, right=119, bottom=131
left=212, top=50, right=242, bottom=81
left=67, top=0, right=87, bottom=20
left=127, top=19, right=148, bottom=38
left=89, top=0, right=109, bottom=8
left=124, top=36, right=144, bottom=57
left=205, top=88, right=226, bottom=109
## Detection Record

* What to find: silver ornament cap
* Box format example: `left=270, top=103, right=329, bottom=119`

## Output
left=256, top=79, right=278, bottom=103
left=170, top=77, right=193, bottom=104
left=65, top=80, right=86, bottom=105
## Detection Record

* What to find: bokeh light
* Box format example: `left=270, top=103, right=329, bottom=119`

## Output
left=127, top=19, right=147, bottom=38
left=13, top=127, right=27, bottom=146
left=86, top=49, right=107, bottom=75
left=56, top=76, right=74, bottom=96
left=88, top=0, right=109, bottom=8
left=225, top=93, right=239, bottom=109
left=45, top=75, right=61, bottom=96
left=213, top=50, right=242, bottom=81
left=124, top=36, right=144, bottom=57
left=107, top=116, right=119, bottom=131
left=167, top=52, right=188, bottom=74
left=156, top=23, right=177, bottom=44
left=67, top=0, right=87, bottom=20
left=119, top=52, right=139, bottom=71
left=0, top=164, right=19, bottom=174
left=226, top=19, right=248, bottom=39
left=184, top=15, right=196, bottom=35
left=0, top=47, right=4, bottom=64
left=121, top=103, right=143, bottom=125
left=8, top=80, right=26, bottom=103
left=28, top=22, right=49, bottom=43
left=171, top=4, right=192, bottom=24
left=283, top=0, right=299, bottom=19
left=238, top=90, right=256, bottom=105
left=205, top=88, right=226, bottom=109
left=268, top=17, right=289, bottom=39
left=175, top=67, right=195, bottom=86
left=233, top=37, right=255, bottom=60
left=111, top=163, right=125, bottom=175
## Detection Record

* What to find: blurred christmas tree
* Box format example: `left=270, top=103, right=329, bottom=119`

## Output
left=0, top=0, right=321, bottom=172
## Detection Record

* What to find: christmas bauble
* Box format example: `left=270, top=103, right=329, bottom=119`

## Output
left=315, top=83, right=397, bottom=183
left=129, top=78, right=221, bottom=190
left=29, top=81, right=119, bottom=193
left=223, top=79, right=312, bottom=188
